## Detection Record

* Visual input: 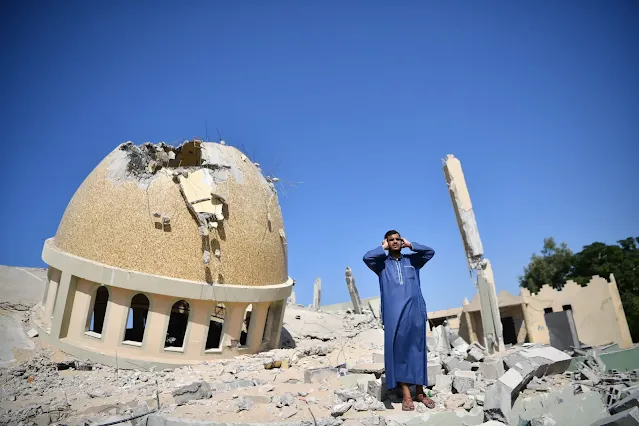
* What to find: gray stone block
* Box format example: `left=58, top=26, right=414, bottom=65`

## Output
left=519, top=346, right=572, bottom=376
left=453, top=370, right=476, bottom=394
left=434, top=374, right=453, bottom=393
left=304, top=367, right=339, bottom=384
left=171, top=381, right=211, bottom=405
left=340, top=373, right=375, bottom=389
left=504, top=353, right=539, bottom=381
left=367, top=375, right=387, bottom=401
left=443, top=355, right=473, bottom=373
left=484, top=381, right=513, bottom=424
left=427, top=362, right=442, bottom=387
left=479, top=357, right=505, bottom=381
left=512, top=386, right=608, bottom=426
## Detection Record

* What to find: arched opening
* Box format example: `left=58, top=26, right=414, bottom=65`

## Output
left=88, top=286, right=109, bottom=335
left=205, top=303, right=225, bottom=351
left=165, top=300, right=190, bottom=349
left=124, top=294, right=150, bottom=344
left=240, top=304, right=253, bottom=346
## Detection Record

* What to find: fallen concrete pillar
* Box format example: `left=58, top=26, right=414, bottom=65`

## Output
left=588, top=406, right=639, bottom=426
left=610, top=389, right=639, bottom=415
left=443, top=154, right=504, bottom=354
left=345, top=267, right=362, bottom=314
left=313, top=277, right=321, bottom=311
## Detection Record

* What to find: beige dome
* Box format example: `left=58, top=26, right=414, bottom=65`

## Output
left=53, top=140, right=287, bottom=286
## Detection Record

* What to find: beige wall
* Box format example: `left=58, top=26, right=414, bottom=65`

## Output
left=35, top=242, right=293, bottom=369
left=455, top=274, right=632, bottom=350
left=521, top=274, right=632, bottom=349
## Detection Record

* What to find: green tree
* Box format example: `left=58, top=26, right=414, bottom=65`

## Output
left=520, top=237, right=639, bottom=342
left=568, top=237, right=639, bottom=342
left=518, top=237, right=574, bottom=293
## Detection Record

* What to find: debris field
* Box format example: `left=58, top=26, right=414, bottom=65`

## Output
left=2, top=299, right=638, bottom=426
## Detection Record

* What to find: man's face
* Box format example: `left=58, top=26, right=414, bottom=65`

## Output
left=386, top=233, right=402, bottom=251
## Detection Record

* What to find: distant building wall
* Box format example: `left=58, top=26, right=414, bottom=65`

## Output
left=521, top=274, right=632, bottom=349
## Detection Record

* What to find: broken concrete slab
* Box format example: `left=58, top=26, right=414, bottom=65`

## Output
left=26, top=328, right=39, bottom=338
left=479, top=357, right=505, bottom=381
left=453, top=370, right=476, bottom=394
left=503, top=353, right=539, bottom=381
left=610, top=389, right=639, bottom=415
left=367, top=376, right=388, bottom=401
left=349, top=362, right=385, bottom=376
left=372, top=352, right=384, bottom=363
left=519, top=346, right=572, bottom=376
left=590, top=406, right=639, bottom=426
left=304, top=366, right=339, bottom=384
left=171, top=381, right=212, bottom=405
left=513, top=386, right=608, bottom=426
left=434, top=374, right=454, bottom=394
left=443, top=355, right=473, bottom=373
left=340, top=373, right=376, bottom=390
left=427, top=363, right=443, bottom=387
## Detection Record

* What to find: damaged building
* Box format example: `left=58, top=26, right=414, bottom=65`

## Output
left=32, top=140, right=293, bottom=369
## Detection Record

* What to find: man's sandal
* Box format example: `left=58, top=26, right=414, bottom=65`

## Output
left=417, top=394, right=435, bottom=409
left=401, top=399, right=415, bottom=411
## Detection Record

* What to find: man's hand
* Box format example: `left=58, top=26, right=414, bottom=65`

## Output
left=382, top=239, right=389, bottom=250
left=401, top=238, right=412, bottom=250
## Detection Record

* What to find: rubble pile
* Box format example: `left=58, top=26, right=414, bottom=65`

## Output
left=1, top=303, right=638, bottom=426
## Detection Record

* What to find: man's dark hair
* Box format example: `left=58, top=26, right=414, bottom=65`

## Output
left=384, top=229, right=401, bottom=240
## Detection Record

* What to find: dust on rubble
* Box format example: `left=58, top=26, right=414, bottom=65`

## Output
left=2, top=303, right=637, bottom=426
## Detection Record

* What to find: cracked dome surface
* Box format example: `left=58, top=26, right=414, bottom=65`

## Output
left=53, top=140, right=288, bottom=286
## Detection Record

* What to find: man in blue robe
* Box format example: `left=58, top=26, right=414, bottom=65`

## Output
left=363, top=230, right=435, bottom=411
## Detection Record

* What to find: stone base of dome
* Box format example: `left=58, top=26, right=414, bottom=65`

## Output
left=37, top=239, right=293, bottom=369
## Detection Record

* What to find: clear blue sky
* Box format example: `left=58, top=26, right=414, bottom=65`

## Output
left=1, top=1, right=637, bottom=311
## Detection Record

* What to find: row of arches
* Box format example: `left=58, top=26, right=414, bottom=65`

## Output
left=86, top=287, right=268, bottom=351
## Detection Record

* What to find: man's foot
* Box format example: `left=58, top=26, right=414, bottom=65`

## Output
left=416, top=393, right=435, bottom=409
left=401, top=398, right=415, bottom=411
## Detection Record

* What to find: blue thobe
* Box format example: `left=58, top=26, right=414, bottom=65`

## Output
left=362, top=243, right=435, bottom=390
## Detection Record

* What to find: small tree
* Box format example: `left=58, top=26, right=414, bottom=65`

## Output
left=518, top=237, right=574, bottom=293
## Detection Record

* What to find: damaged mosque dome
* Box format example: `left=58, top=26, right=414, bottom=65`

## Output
left=33, top=140, right=293, bottom=369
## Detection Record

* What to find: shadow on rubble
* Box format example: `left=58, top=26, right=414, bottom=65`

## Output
left=280, top=327, right=296, bottom=349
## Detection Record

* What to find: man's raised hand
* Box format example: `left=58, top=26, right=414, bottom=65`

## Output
left=402, top=238, right=412, bottom=249
left=382, top=239, right=389, bottom=250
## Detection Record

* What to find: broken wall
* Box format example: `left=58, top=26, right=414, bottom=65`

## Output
left=522, top=274, right=633, bottom=349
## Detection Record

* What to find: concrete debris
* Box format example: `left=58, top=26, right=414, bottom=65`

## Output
left=4, top=287, right=636, bottom=426
left=331, top=401, right=353, bottom=417
left=171, top=381, right=212, bottom=405
left=345, top=266, right=363, bottom=314
left=590, top=406, right=639, bottom=425
left=26, top=328, right=39, bottom=338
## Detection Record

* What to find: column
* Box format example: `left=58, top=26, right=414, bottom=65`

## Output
left=246, top=302, right=270, bottom=350
left=185, top=300, right=210, bottom=356
left=222, top=303, right=248, bottom=348
left=145, top=296, right=172, bottom=354
left=313, top=278, right=321, bottom=310
left=66, top=279, right=93, bottom=339
left=45, top=268, right=62, bottom=320
left=50, top=271, right=77, bottom=339
left=345, top=267, right=363, bottom=314
left=265, top=299, right=286, bottom=350
left=102, top=288, right=129, bottom=348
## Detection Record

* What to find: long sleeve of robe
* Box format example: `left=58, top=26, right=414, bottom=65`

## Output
left=362, top=242, right=435, bottom=390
